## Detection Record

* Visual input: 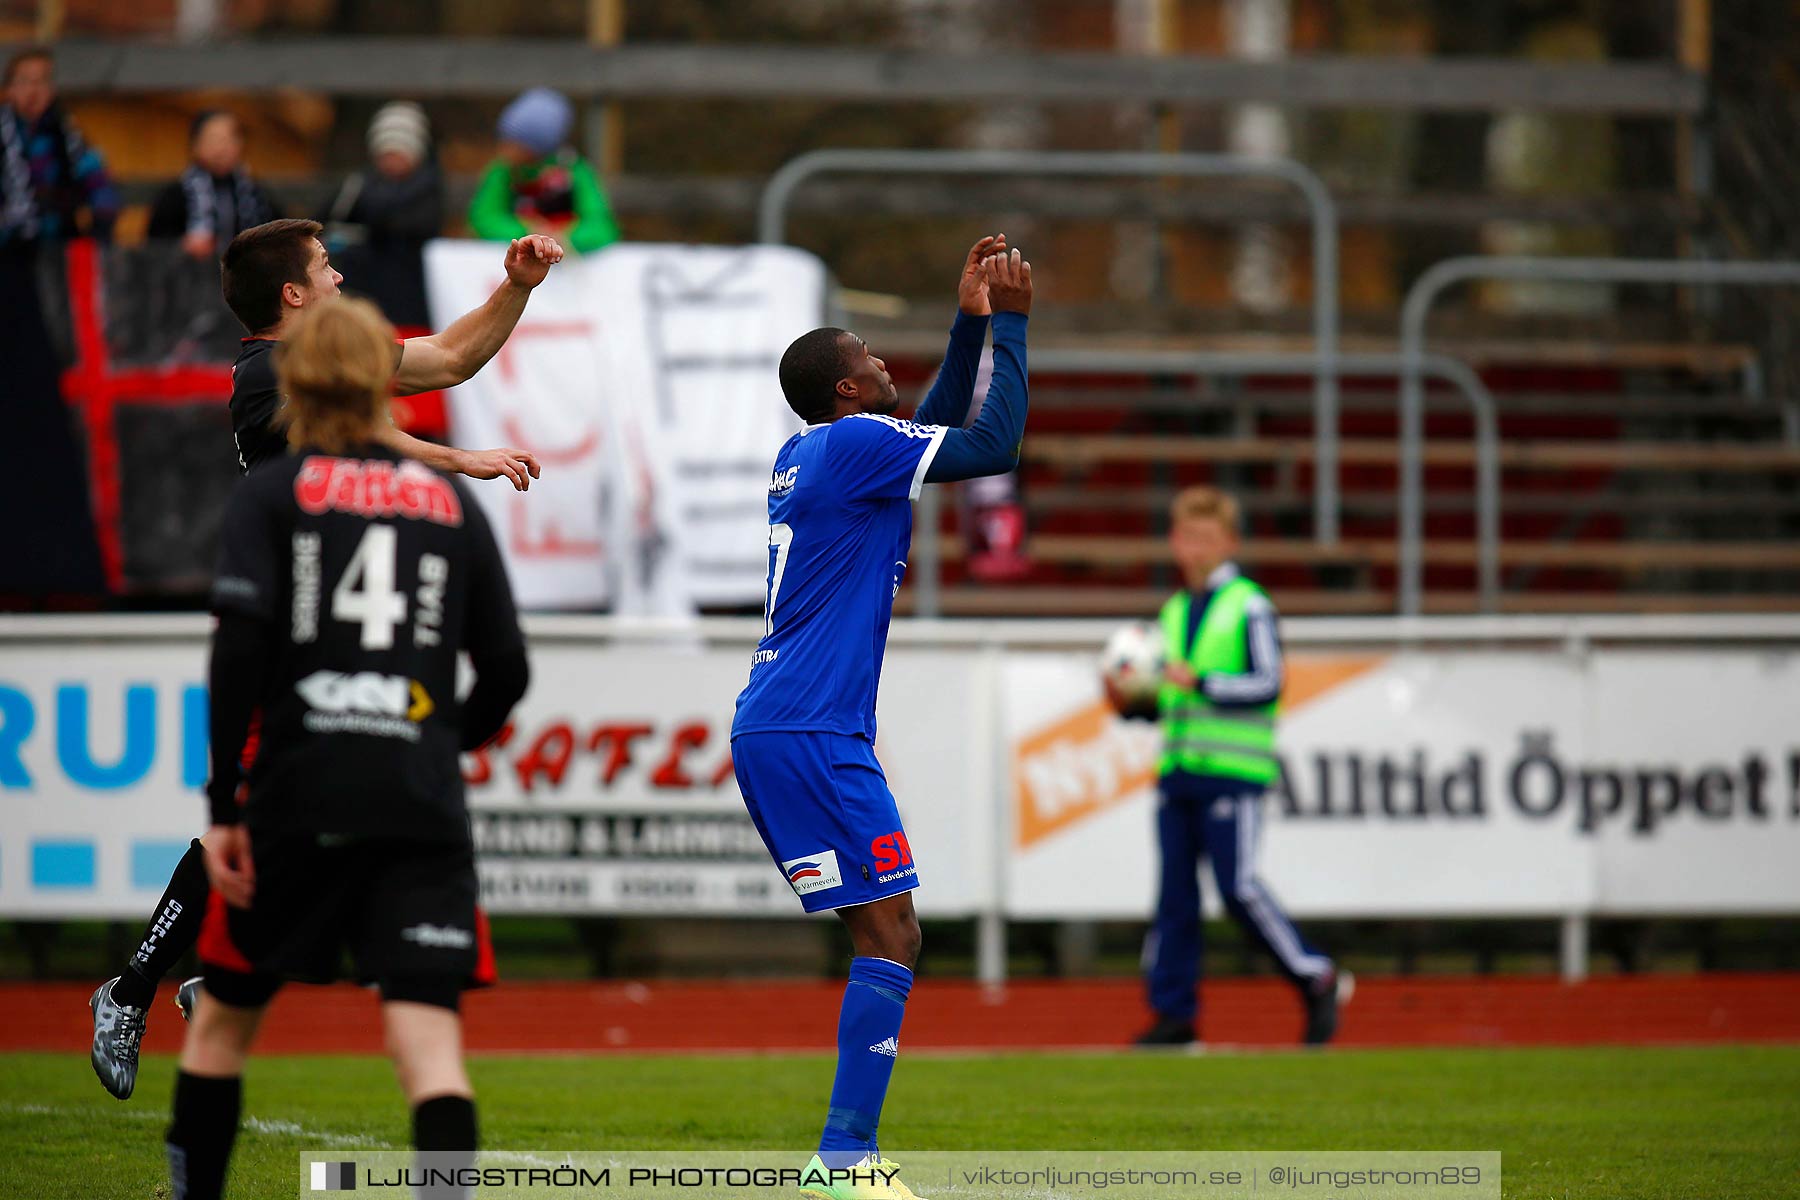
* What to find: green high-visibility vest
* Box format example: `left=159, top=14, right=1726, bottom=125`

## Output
left=1156, top=576, right=1280, bottom=783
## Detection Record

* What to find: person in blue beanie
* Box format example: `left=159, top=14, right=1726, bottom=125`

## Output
left=469, top=87, right=619, bottom=254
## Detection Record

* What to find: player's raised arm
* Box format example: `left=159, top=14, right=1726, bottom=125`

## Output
left=923, top=248, right=1031, bottom=483
left=393, top=233, right=565, bottom=395
left=914, top=233, right=1005, bottom=428
left=380, top=233, right=562, bottom=489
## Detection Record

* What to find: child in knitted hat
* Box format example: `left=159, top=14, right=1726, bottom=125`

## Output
left=367, top=100, right=431, bottom=181
left=318, top=101, right=444, bottom=327
left=469, top=87, right=619, bottom=254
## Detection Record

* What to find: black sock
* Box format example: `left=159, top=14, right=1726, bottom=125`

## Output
left=414, top=1095, right=478, bottom=1200
left=413, top=1093, right=478, bottom=1150
left=114, top=839, right=210, bottom=1009
left=166, top=1070, right=241, bottom=1200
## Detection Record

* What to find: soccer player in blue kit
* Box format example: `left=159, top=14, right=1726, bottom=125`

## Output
left=732, top=236, right=1031, bottom=1200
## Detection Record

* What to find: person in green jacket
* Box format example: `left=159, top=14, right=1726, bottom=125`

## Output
left=469, top=88, right=619, bottom=255
left=1106, top=486, right=1352, bottom=1047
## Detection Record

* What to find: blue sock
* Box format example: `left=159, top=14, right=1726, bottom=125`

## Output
left=818, top=957, right=913, bottom=1168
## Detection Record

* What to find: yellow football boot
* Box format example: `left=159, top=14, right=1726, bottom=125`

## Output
left=797, top=1154, right=928, bottom=1200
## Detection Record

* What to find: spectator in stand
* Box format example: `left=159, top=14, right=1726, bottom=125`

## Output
left=2, top=45, right=121, bottom=364
left=1, top=46, right=119, bottom=246
left=469, top=87, right=619, bottom=254
left=148, top=110, right=279, bottom=261
left=0, top=47, right=111, bottom=596
left=319, top=102, right=443, bottom=328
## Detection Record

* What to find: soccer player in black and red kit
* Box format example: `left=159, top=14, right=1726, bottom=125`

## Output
left=163, top=297, right=528, bottom=1198
left=89, top=218, right=562, bottom=1100
left=221, top=218, right=559, bottom=484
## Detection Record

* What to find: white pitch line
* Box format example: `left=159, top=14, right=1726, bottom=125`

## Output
left=1, top=1103, right=396, bottom=1148
left=239, top=1116, right=395, bottom=1149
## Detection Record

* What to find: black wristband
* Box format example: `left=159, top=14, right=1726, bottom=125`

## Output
left=207, top=781, right=244, bottom=827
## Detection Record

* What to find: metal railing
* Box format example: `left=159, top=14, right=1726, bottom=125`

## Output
left=912, top=348, right=1500, bottom=616
left=757, top=148, right=1345, bottom=543
left=1398, top=256, right=1800, bottom=617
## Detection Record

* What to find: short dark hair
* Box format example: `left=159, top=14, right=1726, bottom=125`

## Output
left=778, top=327, right=853, bottom=422
left=221, top=219, right=324, bottom=334
left=189, top=108, right=240, bottom=145
left=4, top=46, right=53, bottom=85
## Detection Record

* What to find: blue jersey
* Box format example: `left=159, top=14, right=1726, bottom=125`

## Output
left=731, top=412, right=948, bottom=741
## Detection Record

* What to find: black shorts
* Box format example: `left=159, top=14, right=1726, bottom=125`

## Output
left=198, top=833, right=495, bottom=1012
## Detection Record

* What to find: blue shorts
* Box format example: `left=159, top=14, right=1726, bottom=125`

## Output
left=731, top=731, right=920, bottom=914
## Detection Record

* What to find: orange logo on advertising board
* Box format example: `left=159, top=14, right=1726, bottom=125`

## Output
left=1012, top=655, right=1383, bottom=850
left=1014, top=704, right=1159, bottom=849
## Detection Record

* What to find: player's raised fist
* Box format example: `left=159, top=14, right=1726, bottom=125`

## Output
left=505, top=234, right=565, bottom=289
left=957, top=233, right=1008, bottom=316
left=983, top=248, right=1032, bottom=316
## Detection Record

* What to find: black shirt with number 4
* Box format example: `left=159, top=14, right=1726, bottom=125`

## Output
left=210, top=443, right=525, bottom=842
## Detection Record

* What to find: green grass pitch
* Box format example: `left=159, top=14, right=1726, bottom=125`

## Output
left=2, top=1046, right=1795, bottom=1199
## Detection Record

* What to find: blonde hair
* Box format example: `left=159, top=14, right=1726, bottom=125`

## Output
left=274, top=297, right=395, bottom=455
left=1170, top=485, right=1241, bottom=533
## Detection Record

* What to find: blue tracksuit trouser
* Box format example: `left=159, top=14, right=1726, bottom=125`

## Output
left=1145, top=771, right=1334, bottom=1023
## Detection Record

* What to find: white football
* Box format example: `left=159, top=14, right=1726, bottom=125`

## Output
left=1099, top=621, right=1164, bottom=705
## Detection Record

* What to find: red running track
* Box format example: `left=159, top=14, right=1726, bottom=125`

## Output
left=9, top=973, right=1800, bottom=1055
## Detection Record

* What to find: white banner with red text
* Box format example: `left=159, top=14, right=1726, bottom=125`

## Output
left=423, top=241, right=819, bottom=613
